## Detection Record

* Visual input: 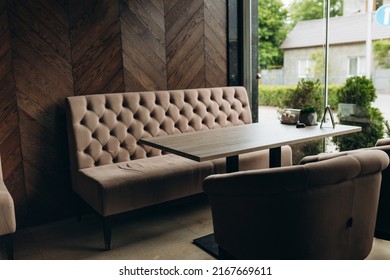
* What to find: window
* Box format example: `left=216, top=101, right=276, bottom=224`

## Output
left=298, top=59, right=315, bottom=78
left=347, top=56, right=366, bottom=77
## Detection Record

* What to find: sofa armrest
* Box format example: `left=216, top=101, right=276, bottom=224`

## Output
left=376, top=138, right=390, bottom=147
left=0, top=156, right=16, bottom=236
left=0, top=155, right=2, bottom=181
left=0, top=181, right=16, bottom=236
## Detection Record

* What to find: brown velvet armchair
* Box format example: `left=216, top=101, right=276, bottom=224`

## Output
left=301, top=138, right=390, bottom=240
left=203, top=150, right=389, bottom=260
left=373, top=138, right=390, bottom=239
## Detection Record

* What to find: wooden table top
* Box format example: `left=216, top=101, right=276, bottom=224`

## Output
left=139, top=122, right=362, bottom=162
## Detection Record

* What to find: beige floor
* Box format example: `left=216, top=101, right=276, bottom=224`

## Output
left=2, top=195, right=390, bottom=260
left=2, top=196, right=214, bottom=260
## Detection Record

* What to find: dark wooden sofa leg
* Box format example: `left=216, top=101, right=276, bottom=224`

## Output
left=4, top=234, right=15, bottom=260
left=102, top=217, right=112, bottom=251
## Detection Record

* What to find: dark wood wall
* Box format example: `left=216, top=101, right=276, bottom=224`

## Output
left=165, top=0, right=227, bottom=89
left=0, top=0, right=227, bottom=227
left=121, top=0, right=167, bottom=90
left=69, top=0, right=125, bottom=95
left=7, top=0, right=75, bottom=226
left=0, top=0, right=27, bottom=223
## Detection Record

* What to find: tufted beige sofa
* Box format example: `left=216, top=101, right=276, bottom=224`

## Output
left=65, top=86, right=292, bottom=250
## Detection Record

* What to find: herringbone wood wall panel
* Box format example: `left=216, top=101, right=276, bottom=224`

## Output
left=204, top=0, right=227, bottom=87
left=69, top=0, right=125, bottom=96
left=165, top=0, right=227, bottom=89
left=165, top=0, right=206, bottom=89
left=121, top=0, right=167, bottom=91
left=0, top=0, right=27, bottom=224
left=8, top=0, right=75, bottom=225
left=0, top=0, right=228, bottom=227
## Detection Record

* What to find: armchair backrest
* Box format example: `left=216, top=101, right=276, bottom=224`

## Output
left=301, top=139, right=390, bottom=239
left=374, top=139, right=390, bottom=238
left=203, top=150, right=389, bottom=259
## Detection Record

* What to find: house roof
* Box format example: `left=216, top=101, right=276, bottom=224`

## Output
left=280, top=13, right=390, bottom=49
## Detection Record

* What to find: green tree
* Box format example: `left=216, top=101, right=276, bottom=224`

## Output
left=307, top=48, right=326, bottom=82
left=373, top=39, right=390, bottom=68
left=258, top=0, right=288, bottom=69
left=289, top=0, right=343, bottom=28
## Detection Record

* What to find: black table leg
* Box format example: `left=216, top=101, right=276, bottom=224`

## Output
left=269, top=147, right=282, bottom=168
left=226, top=155, right=239, bottom=173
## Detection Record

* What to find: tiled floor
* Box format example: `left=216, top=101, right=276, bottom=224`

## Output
left=2, top=195, right=390, bottom=260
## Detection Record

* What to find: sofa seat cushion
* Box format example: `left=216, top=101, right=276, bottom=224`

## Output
left=211, top=145, right=293, bottom=173
left=76, top=154, right=215, bottom=216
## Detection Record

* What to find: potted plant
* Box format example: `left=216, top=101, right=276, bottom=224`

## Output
left=333, top=76, right=385, bottom=151
left=299, top=107, right=318, bottom=126
left=337, top=76, right=376, bottom=117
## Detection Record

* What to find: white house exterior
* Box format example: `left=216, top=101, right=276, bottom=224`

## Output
left=279, top=13, right=390, bottom=93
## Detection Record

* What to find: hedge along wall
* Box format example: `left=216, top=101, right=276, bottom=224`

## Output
left=258, top=84, right=341, bottom=110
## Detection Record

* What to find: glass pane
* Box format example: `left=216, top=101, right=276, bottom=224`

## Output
left=258, top=0, right=390, bottom=160
left=258, top=0, right=330, bottom=163
left=333, top=0, right=389, bottom=151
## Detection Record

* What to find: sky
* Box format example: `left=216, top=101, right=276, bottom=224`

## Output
left=282, top=0, right=294, bottom=7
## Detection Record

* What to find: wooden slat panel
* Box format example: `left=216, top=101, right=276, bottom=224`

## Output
left=73, top=37, right=123, bottom=95
left=0, top=0, right=27, bottom=225
left=121, top=0, right=167, bottom=91
left=8, top=0, right=75, bottom=225
left=205, top=0, right=227, bottom=87
left=165, top=0, right=227, bottom=89
left=165, top=0, right=206, bottom=89
left=70, top=0, right=124, bottom=95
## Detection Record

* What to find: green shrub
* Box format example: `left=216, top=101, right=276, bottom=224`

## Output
left=258, top=85, right=294, bottom=107
left=258, top=83, right=341, bottom=111
left=327, top=84, right=340, bottom=110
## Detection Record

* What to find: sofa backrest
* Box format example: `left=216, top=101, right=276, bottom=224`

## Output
left=65, top=87, right=251, bottom=170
